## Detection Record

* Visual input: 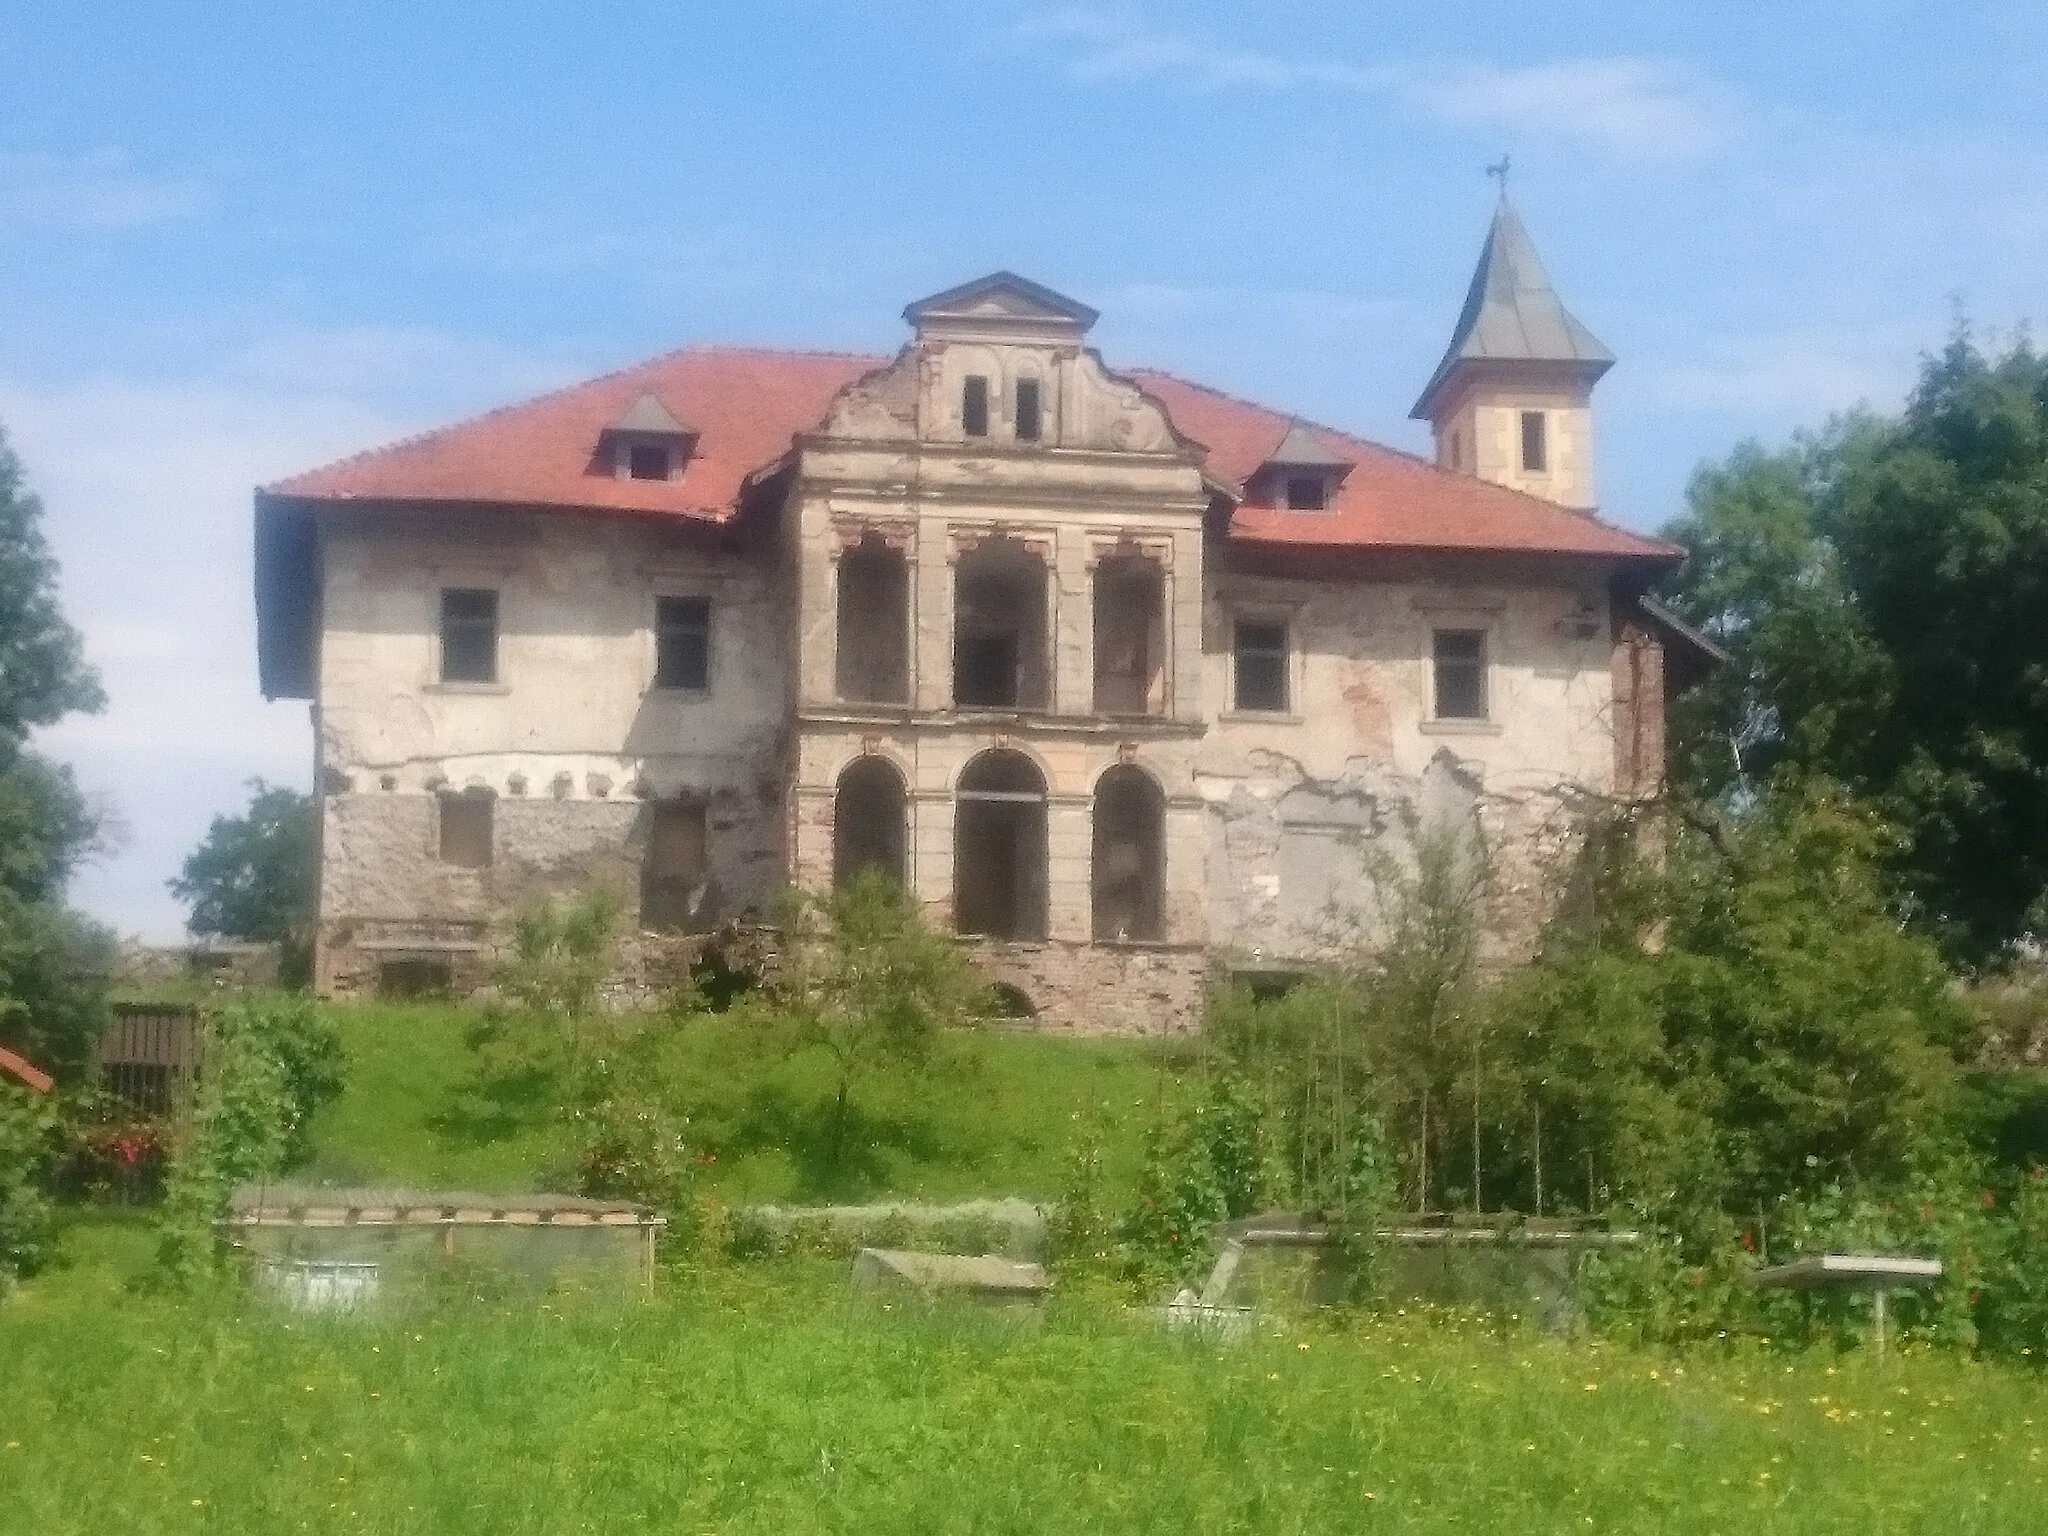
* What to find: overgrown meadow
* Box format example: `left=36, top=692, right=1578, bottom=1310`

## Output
left=7, top=1221, right=2048, bottom=1535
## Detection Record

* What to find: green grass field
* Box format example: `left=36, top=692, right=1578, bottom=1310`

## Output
left=300, top=1001, right=1190, bottom=1203
left=10, top=999, right=2044, bottom=1533
left=5, top=1217, right=2044, bottom=1535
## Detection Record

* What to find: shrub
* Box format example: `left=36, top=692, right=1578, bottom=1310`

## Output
left=155, top=996, right=346, bottom=1280
left=0, top=1083, right=56, bottom=1284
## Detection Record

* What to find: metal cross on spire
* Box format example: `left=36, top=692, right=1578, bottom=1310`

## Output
left=1485, top=154, right=1511, bottom=198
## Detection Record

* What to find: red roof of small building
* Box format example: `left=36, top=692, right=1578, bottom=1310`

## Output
left=0, top=1044, right=53, bottom=1095
left=263, top=345, right=1676, bottom=563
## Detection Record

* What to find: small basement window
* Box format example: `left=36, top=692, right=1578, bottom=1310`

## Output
left=655, top=596, right=710, bottom=690
left=1520, top=411, right=1548, bottom=474
left=962, top=375, right=990, bottom=437
left=1284, top=475, right=1326, bottom=511
left=439, top=588, right=498, bottom=684
left=1233, top=619, right=1290, bottom=713
left=438, top=792, right=493, bottom=868
left=1015, top=378, right=1042, bottom=442
left=1432, top=628, right=1488, bottom=720
left=627, top=443, right=671, bottom=481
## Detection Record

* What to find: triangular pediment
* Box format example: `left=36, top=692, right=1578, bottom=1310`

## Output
left=902, top=271, right=1099, bottom=332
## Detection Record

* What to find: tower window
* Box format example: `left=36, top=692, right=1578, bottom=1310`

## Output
left=1449, top=429, right=1463, bottom=469
left=1014, top=378, right=1042, bottom=442
left=655, top=596, right=711, bottom=690
left=962, top=375, right=990, bottom=437
left=1432, top=628, right=1488, bottom=720
left=627, top=443, right=671, bottom=481
left=1520, top=412, right=1548, bottom=474
left=1284, top=475, right=1326, bottom=511
left=1233, top=619, right=1290, bottom=713
left=439, top=588, right=498, bottom=684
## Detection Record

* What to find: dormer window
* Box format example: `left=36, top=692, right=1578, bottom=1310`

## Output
left=1258, top=421, right=1350, bottom=513
left=600, top=393, right=695, bottom=483
left=962, top=375, right=990, bottom=437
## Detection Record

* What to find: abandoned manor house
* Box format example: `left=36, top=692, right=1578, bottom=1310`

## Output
left=254, top=201, right=1719, bottom=1030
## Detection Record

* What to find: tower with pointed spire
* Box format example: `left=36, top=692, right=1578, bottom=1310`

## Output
left=1412, top=197, right=1613, bottom=511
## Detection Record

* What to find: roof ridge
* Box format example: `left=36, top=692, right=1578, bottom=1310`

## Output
left=262, top=341, right=892, bottom=496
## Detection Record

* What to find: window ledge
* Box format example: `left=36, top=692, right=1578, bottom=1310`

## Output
left=1420, top=718, right=1502, bottom=737
left=1220, top=710, right=1303, bottom=725
left=424, top=681, right=509, bottom=696
left=646, top=684, right=712, bottom=697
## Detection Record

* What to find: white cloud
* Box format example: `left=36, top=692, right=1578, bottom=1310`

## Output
left=1016, top=12, right=1740, bottom=160
left=0, top=149, right=211, bottom=233
left=3, top=324, right=579, bottom=939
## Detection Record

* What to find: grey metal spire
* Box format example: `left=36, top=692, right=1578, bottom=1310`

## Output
left=1410, top=198, right=1613, bottom=420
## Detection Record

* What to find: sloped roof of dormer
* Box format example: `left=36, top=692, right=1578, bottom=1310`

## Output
left=1411, top=199, right=1614, bottom=419
left=1261, top=420, right=1353, bottom=472
left=606, top=392, right=693, bottom=436
left=901, top=270, right=1100, bottom=331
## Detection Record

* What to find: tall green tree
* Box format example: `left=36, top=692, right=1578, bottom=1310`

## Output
left=0, top=423, right=109, bottom=1081
left=170, top=780, right=316, bottom=971
left=1663, top=331, right=2048, bottom=964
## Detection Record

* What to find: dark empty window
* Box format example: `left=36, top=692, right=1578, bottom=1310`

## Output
left=956, top=632, right=1018, bottom=707
left=440, top=588, right=498, bottom=684
left=1433, top=629, right=1488, bottom=720
left=627, top=443, right=671, bottom=481
left=1284, top=475, right=1326, bottom=511
left=1233, top=619, right=1289, bottom=713
left=655, top=596, right=710, bottom=690
left=1520, top=411, right=1547, bottom=473
left=962, top=375, right=990, bottom=437
left=642, top=801, right=709, bottom=931
left=438, top=793, right=493, bottom=868
left=1015, top=378, right=1042, bottom=442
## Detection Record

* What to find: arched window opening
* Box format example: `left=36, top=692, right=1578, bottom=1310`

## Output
left=833, top=757, right=907, bottom=890
left=835, top=535, right=909, bottom=704
left=953, top=539, right=1050, bottom=710
left=1092, top=550, right=1165, bottom=715
left=1092, top=765, right=1165, bottom=942
left=954, top=749, right=1048, bottom=940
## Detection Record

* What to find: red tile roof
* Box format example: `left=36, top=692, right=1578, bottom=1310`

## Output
left=0, top=1043, right=53, bottom=1095
left=265, top=345, right=1676, bottom=563
left=268, top=347, right=886, bottom=521
left=1128, top=369, right=1674, bottom=561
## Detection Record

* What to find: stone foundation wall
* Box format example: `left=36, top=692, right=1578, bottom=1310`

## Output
left=960, top=937, right=1209, bottom=1034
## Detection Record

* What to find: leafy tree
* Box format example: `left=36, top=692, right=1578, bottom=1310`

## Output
left=170, top=780, right=315, bottom=947
left=0, top=421, right=108, bottom=1084
left=748, top=871, right=984, bottom=1159
left=1663, top=331, right=2048, bottom=964
left=0, top=424, right=102, bottom=751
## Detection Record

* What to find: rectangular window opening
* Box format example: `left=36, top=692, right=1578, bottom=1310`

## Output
left=439, top=588, right=498, bottom=684
left=655, top=596, right=711, bottom=690
left=438, top=793, right=494, bottom=868
left=1093, top=558, right=1164, bottom=715
left=835, top=543, right=910, bottom=703
left=1433, top=628, right=1488, bottom=720
left=1520, top=411, right=1548, bottom=474
left=953, top=545, right=1049, bottom=710
left=1233, top=619, right=1290, bottom=713
left=1284, top=475, right=1327, bottom=511
left=1014, top=379, right=1042, bottom=442
left=627, top=443, right=671, bottom=481
left=962, top=375, right=990, bottom=437
left=642, top=801, right=710, bottom=932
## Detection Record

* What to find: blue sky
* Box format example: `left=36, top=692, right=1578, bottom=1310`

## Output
left=4, top=2, right=2045, bottom=939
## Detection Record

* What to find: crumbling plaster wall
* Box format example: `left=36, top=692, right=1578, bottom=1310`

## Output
left=314, top=507, right=785, bottom=988
left=1200, top=562, right=1618, bottom=968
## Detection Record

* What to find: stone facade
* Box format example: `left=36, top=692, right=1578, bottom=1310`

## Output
left=269, top=244, right=1704, bottom=1030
